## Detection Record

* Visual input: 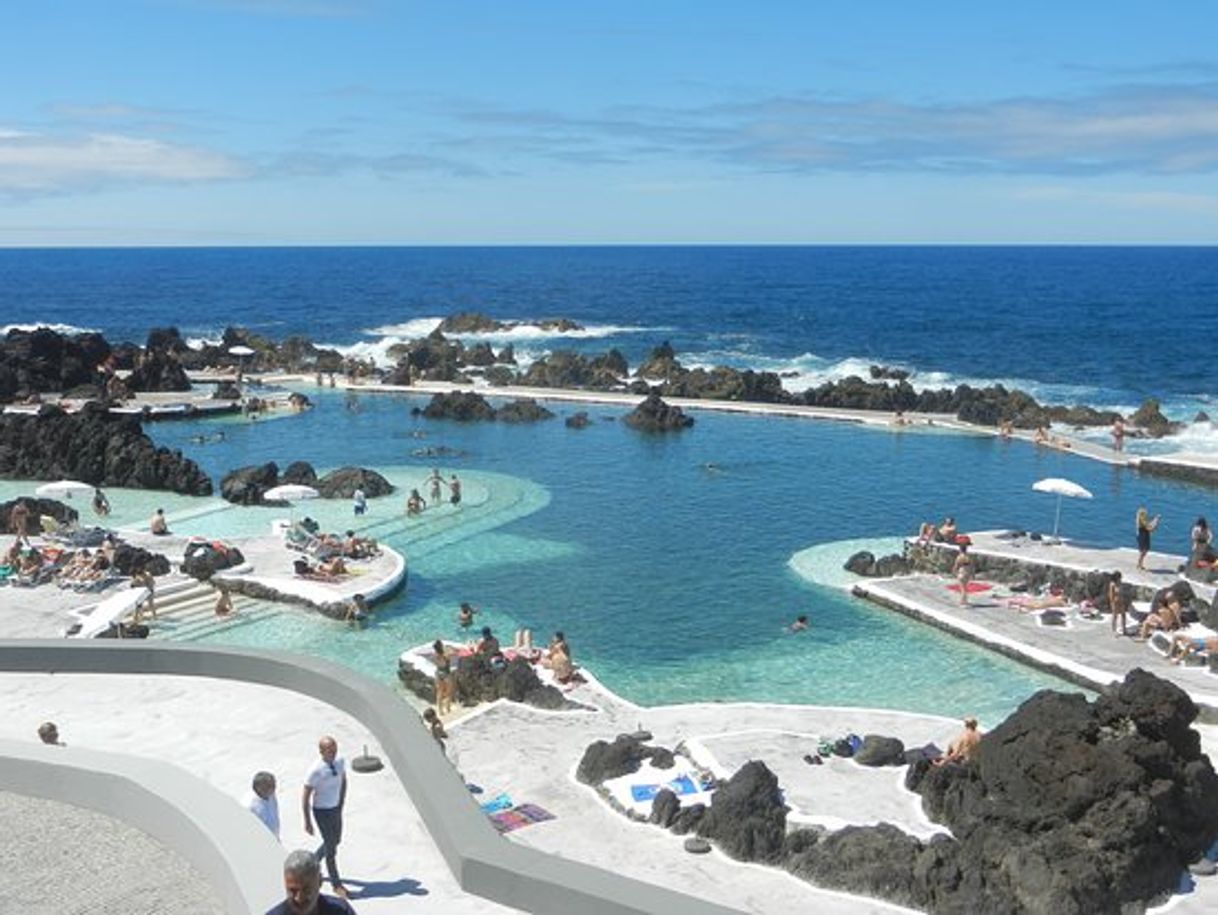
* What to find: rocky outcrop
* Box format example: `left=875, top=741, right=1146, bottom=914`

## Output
left=495, top=399, right=555, bottom=423
left=869, top=364, right=910, bottom=381
left=0, top=327, right=111, bottom=404
left=112, top=542, right=171, bottom=576
left=0, top=404, right=212, bottom=495
left=844, top=550, right=912, bottom=577
left=220, top=462, right=281, bottom=505
left=220, top=462, right=392, bottom=504
left=565, top=411, right=591, bottom=429
left=126, top=329, right=192, bottom=393
left=575, top=734, right=680, bottom=787
left=419, top=391, right=497, bottom=422
left=852, top=735, right=906, bottom=767
left=1131, top=398, right=1182, bottom=438
left=661, top=366, right=791, bottom=404
left=280, top=461, right=318, bottom=486
left=893, top=671, right=1218, bottom=914
left=398, top=653, right=564, bottom=711
left=696, top=760, right=788, bottom=864
left=315, top=466, right=394, bottom=499
left=623, top=393, right=694, bottom=432
left=518, top=350, right=628, bottom=390
left=180, top=540, right=245, bottom=580
left=437, top=312, right=507, bottom=334
left=636, top=342, right=683, bottom=381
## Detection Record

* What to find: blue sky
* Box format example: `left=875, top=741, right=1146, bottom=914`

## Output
left=2, top=0, right=1217, bottom=244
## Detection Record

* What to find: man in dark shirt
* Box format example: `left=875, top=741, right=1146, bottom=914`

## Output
left=266, top=849, right=355, bottom=915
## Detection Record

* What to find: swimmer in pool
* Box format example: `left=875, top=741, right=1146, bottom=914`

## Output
left=788, top=615, right=809, bottom=632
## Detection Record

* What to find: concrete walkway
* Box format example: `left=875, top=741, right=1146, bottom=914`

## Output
left=852, top=533, right=1218, bottom=717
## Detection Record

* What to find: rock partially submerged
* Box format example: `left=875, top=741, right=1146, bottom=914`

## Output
left=416, top=391, right=556, bottom=423
left=623, top=393, right=694, bottom=432
left=397, top=653, right=565, bottom=711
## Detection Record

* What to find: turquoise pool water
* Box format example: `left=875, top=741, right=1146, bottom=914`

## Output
left=13, top=388, right=1218, bottom=723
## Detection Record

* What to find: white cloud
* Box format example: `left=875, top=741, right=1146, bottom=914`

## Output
left=0, top=130, right=249, bottom=194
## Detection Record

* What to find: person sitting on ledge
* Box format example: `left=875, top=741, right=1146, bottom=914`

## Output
left=1168, top=633, right=1218, bottom=664
left=213, top=584, right=234, bottom=617
left=938, top=517, right=958, bottom=542
left=934, top=717, right=981, bottom=766
left=341, top=530, right=379, bottom=559
left=1033, top=426, right=1050, bottom=446
left=149, top=508, right=170, bottom=536
left=1137, top=593, right=1183, bottom=641
left=474, top=625, right=500, bottom=658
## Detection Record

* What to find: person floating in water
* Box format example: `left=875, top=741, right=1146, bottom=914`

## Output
left=788, top=615, right=809, bottom=632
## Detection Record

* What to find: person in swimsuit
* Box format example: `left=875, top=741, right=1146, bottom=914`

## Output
left=1135, top=507, right=1160, bottom=571
left=432, top=639, right=454, bottom=714
left=953, top=543, right=975, bottom=607
left=1168, top=633, right=1218, bottom=664
left=1107, top=571, right=1128, bottom=637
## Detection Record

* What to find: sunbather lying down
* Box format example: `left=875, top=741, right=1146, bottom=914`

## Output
left=1168, top=633, right=1218, bottom=664
left=292, top=556, right=348, bottom=580
left=1005, top=593, right=1070, bottom=612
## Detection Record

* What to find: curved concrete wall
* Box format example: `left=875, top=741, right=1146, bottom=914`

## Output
left=0, top=640, right=742, bottom=915
left=0, top=737, right=282, bottom=913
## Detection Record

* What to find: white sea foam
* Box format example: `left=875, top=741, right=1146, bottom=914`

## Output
left=364, top=317, right=445, bottom=339
left=184, top=336, right=223, bottom=350
left=365, top=317, right=652, bottom=344
left=1, top=322, right=98, bottom=336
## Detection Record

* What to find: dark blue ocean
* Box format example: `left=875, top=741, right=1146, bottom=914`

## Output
left=3, top=246, right=1217, bottom=421
left=4, top=247, right=1218, bottom=721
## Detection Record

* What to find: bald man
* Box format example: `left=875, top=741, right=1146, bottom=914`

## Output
left=302, top=736, right=349, bottom=899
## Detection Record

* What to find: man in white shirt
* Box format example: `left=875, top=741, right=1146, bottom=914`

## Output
left=303, top=735, right=349, bottom=899
left=245, top=770, right=280, bottom=840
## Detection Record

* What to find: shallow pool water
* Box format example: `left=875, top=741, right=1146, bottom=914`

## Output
left=12, top=388, right=1218, bottom=723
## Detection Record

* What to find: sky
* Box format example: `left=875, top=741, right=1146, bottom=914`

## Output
left=2, top=0, right=1217, bottom=245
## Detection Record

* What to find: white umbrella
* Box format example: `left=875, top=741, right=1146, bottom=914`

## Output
left=35, top=480, right=95, bottom=500
left=264, top=484, right=319, bottom=502
left=264, top=483, right=319, bottom=521
left=1032, top=477, right=1093, bottom=539
left=227, top=345, right=255, bottom=357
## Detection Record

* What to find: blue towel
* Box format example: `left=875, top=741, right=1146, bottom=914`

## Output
left=479, top=792, right=513, bottom=813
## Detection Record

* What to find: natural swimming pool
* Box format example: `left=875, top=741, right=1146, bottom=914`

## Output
left=13, top=387, right=1218, bottom=723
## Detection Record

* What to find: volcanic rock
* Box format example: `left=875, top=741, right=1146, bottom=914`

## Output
left=316, top=466, right=394, bottom=499
left=437, top=312, right=506, bottom=334
left=853, top=735, right=907, bottom=767
left=220, top=462, right=280, bottom=505
left=279, top=461, right=318, bottom=486
left=1131, top=398, right=1181, bottom=438
left=696, top=760, right=788, bottom=864
left=0, top=404, right=211, bottom=495
left=623, top=393, right=694, bottom=432
left=565, top=411, right=591, bottom=429
left=419, top=391, right=497, bottom=422
left=577, top=735, right=651, bottom=785
left=495, top=399, right=555, bottom=423
left=0, top=327, right=112, bottom=404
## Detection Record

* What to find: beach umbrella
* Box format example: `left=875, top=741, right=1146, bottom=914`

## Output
left=264, top=484, right=319, bottom=503
left=35, top=480, right=95, bottom=501
left=264, top=483, right=319, bottom=520
left=228, top=344, right=255, bottom=379
left=1032, top=477, right=1093, bottom=539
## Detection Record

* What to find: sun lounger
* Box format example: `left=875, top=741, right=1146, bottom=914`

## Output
left=68, top=586, right=151, bottom=639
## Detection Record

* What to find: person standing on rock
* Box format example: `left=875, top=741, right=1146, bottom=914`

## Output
left=1136, top=507, right=1160, bottom=571
left=303, top=736, right=349, bottom=900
